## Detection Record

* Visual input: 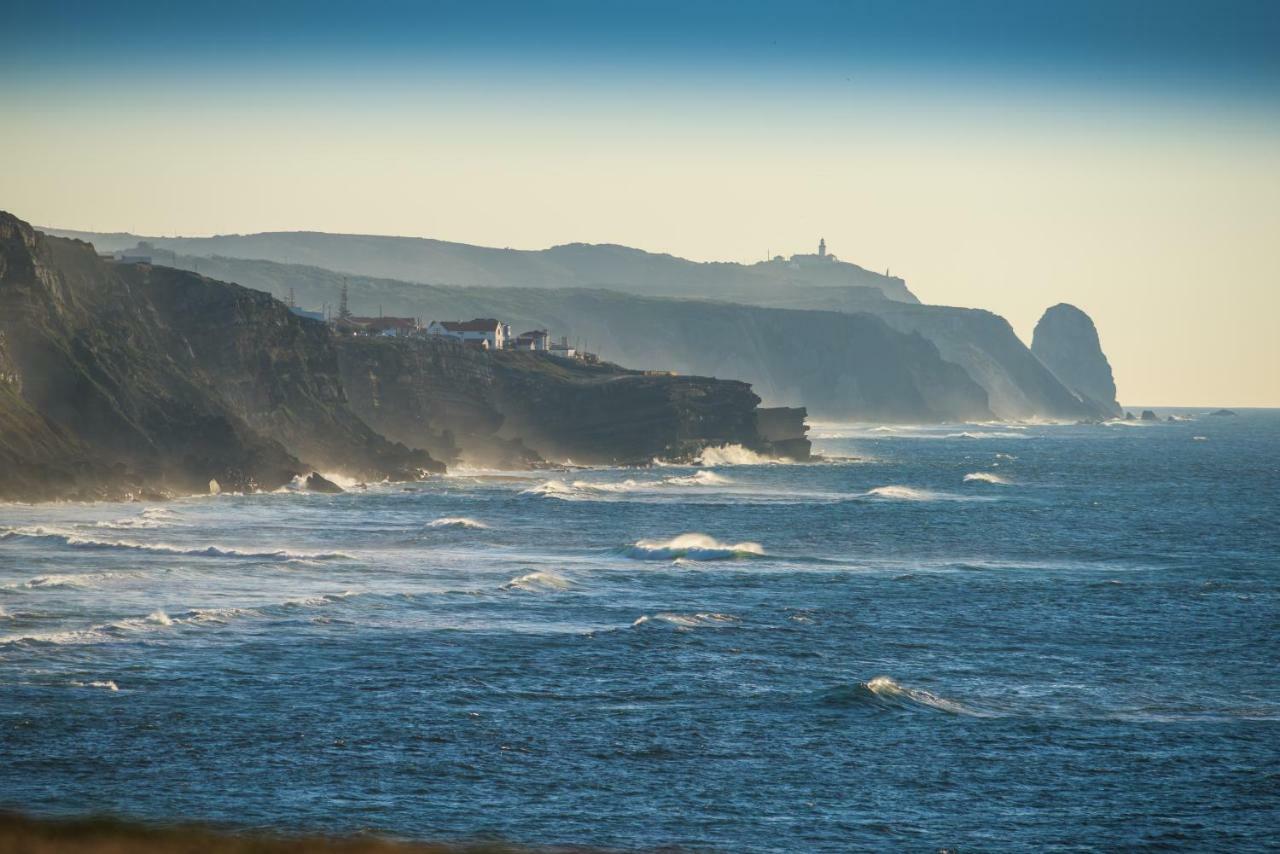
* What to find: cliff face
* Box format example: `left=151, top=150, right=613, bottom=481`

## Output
left=337, top=336, right=806, bottom=466
left=0, top=214, right=301, bottom=499
left=141, top=256, right=992, bottom=423
left=0, top=212, right=442, bottom=500
left=1031, top=303, right=1122, bottom=417
left=124, top=265, right=440, bottom=478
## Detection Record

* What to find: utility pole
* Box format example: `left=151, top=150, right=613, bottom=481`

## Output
left=338, top=278, right=351, bottom=320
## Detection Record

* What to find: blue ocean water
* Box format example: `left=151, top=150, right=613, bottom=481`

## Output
left=1, top=412, right=1277, bottom=851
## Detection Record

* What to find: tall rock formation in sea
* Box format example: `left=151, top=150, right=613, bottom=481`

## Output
left=1030, top=303, right=1122, bottom=417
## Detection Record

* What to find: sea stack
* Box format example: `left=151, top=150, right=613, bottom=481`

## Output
left=1031, top=303, right=1122, bottom=418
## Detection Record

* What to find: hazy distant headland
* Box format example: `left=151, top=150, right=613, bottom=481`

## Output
left=45, top=227, right=1123, bottom=422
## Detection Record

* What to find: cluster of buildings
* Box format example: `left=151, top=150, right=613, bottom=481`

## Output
left=294, top=306, right=593, bottom=361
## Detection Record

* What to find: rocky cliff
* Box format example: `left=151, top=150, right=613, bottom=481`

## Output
left=125, top=255, right=993, bottom=422
left=1030, top=303, right=1122, bottom=417
left=0, top=212, right=439, bottom=501
left=337, top=336, right=809, bottom=466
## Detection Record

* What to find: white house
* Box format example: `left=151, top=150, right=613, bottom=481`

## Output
left=425, top=318, right=508, bottom=349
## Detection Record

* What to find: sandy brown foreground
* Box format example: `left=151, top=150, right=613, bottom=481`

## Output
left=0, top=813, right=603, bottom=854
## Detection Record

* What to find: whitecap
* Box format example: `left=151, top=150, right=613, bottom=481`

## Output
left=696, top=444, right=782, bottom=466
left=10, top=571, right=142, bottom=590
left=820, top=675, right=987, bottom=716
left=661, top=470, right=733, bottom=487
left=0, top=527, right=350, bottom=561
left=631, top=612, right=741, bottom=629
left=963, top=472, right=1010, bottom=485
left=70, top=680, right=120, bottom=692
left=428, top=516, right=490, bottom=529
left=501, top=571, right=574, bottom=592
left=626, top=533, right=764, bottom=561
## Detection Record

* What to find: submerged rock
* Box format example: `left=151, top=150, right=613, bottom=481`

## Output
left=1209, top=408, right=1238, bottom=416
left=305, top=472, right=344, bottom=493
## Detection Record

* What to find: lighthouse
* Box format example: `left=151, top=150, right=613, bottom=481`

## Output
left=818, top=238, right=827, bottom=258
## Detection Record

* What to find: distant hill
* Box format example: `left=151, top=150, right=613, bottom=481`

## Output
left=40, top=228, right=919, bottom=304
left=119, top=252, right=1118, bottom=421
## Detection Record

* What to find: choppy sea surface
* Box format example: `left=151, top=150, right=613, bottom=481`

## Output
left=2, top=410, right=1277, bottom=851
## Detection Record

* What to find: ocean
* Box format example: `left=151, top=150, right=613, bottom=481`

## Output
left=1, top=411, right=1277, bottom=851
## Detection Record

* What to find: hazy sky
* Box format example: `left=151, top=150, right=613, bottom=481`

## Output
left=3, top=0, right=1278, bottom=406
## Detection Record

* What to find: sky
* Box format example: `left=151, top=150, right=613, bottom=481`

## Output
left=3, top=0, right=1278, bottom=407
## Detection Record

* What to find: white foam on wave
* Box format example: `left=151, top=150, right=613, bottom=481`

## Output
left=963, top=472, right=1010, bottom=485
left=428, top=516, right=490, bottom=529
left=0, top=526, right=351, bottom=561
left=8, top=571, right=143, bottom=590
left=71, top=680, right=120, bottom=692
left=89, top=506, right=180, bottom=530
left=631, top=612, right=741, bottom=629
left=863, top=485, right=946, bottom=501
left=501, top=571, right=574, bottom=592
left=824, top=675, right=988, bottom=716
left=661, top=470, right=733, bottom=487
left=696, top=444, right=784, bottom=465
left=626, top=533, right=764, bottom=561
left=944, top=431, right=1027, bottom=440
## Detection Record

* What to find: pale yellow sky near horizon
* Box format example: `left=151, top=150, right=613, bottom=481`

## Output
left=4, top=86, right=1278, bottom=407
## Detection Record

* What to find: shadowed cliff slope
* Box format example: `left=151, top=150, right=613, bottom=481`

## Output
left=0, top=212, right=440, bottom=500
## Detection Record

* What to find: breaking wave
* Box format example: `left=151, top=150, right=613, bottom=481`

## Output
left=861, top=485, right=971, bottom=502
left=0, top=527, right=350, bottom=561
left=632, top=612, right=741, bottom=629
left=626, top=533, right=764, bottom=561
left=71, top=680, right=120, bottom=691
left=963, top=472, right=1010, bottom=485
left=696, top=444, right=781, bottom=466
left=501, top=571, right=574, bottom=592
left=7, top=571, right=143, bottom=590
left=428, top=516, right=490, bottom=529
left=661, top=470, right=733, bottom=487
left=819, top=676, right=986, bottom=716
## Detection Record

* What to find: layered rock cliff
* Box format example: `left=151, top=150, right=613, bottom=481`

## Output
left=337, top=335, right=809, bottom=466
left=0, top=212, right=439, bottom=500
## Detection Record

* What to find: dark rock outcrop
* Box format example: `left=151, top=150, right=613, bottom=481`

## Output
left=305, top=472, right=344, bottom=493
left=1209, top=408, right=1237, bottom=416
left=1030, top=303, right=1122, bottom=418
left=1141, top=410, right=1158, bottom=421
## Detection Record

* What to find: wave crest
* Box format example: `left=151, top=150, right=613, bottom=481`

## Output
left=820, top=676, right=984, bottom=716
left=632, top=612, right=740, bottom=629
left=501, top=571, right=573, bottom=592
left=963, top=472, right=1010, bottom=485
left=427, top=516, right=489, bottom=529
left=626, top=533, right=764, bottom=561
left=0, top=527, right=350, bottom=561
left=696, top=444, right=780, bottom=466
